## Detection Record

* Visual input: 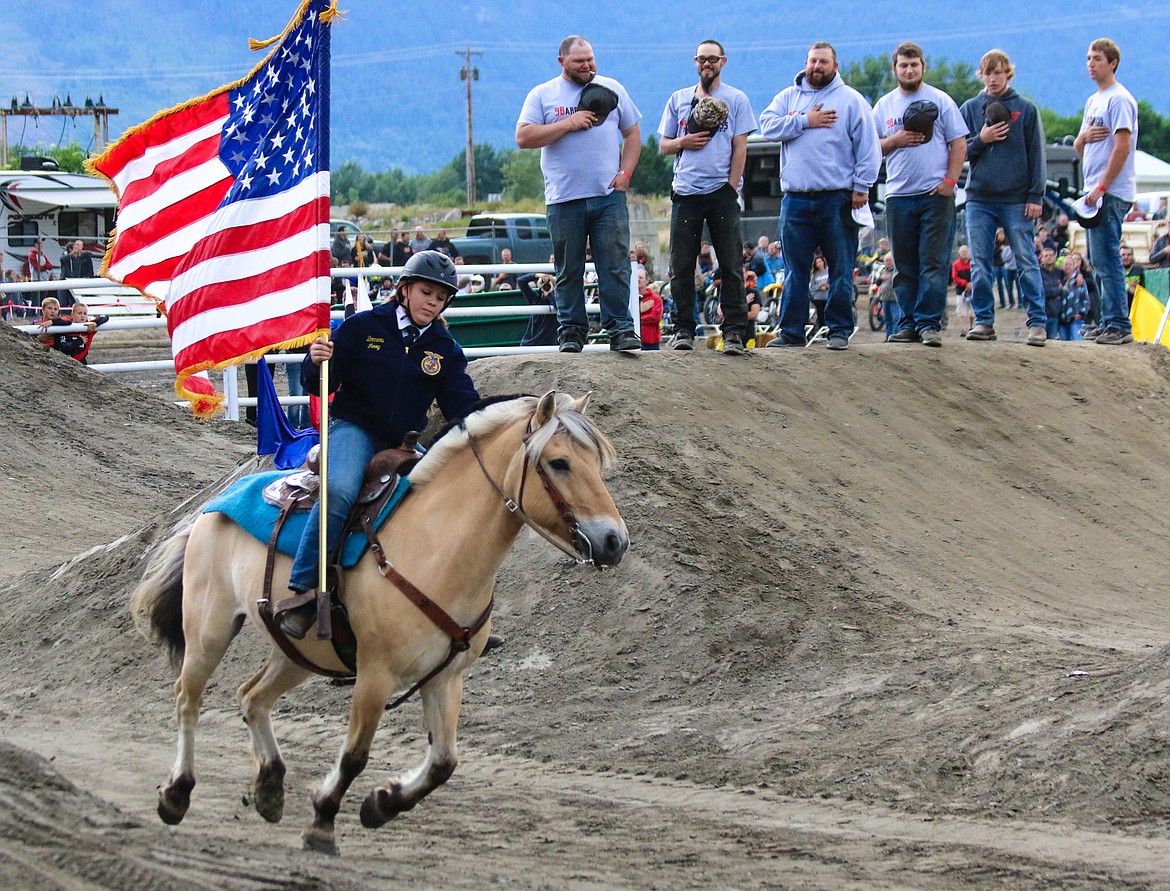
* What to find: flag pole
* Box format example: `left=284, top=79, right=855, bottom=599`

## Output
left=318, top=356, right=330, bottom=596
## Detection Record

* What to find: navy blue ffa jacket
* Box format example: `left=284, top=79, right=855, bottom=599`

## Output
left=301, top=301, right=480, bottom=447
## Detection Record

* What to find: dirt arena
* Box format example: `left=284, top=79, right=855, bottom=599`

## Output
left=3, top=317, right=1170, bottom=889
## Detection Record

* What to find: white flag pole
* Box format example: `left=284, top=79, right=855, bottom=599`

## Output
left=317, top=356, right=330, bottom=595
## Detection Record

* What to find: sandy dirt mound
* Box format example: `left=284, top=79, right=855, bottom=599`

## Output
left=3, top=319, right=1170, bottom=888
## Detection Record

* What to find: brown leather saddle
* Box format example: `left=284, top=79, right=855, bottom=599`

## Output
left=256, top=434, right=422, bottom=677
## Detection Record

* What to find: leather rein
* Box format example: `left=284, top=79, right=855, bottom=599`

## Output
left=363, top=411, right=588, bottom=709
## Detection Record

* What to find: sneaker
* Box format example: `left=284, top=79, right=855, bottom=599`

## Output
left=609, top=330, right=643, bottom=351
left=887, top=328, right=921, bottom=343
left=921, top=329, right=943, bottom=347
left=826, top=335, right=849, bottom=351
left=1095, top=327, right=1134, bottom=345
left=670, top=331, right=695, bottom=351
left=966, top=324, right=998, bottom=341
left=765, top=336, right=804, bottom=348
left=721, top=332, right=747, bottom=356
left=558, top=329, right=585, bottom=353
left=1026, top=326, right=1047, bottom=347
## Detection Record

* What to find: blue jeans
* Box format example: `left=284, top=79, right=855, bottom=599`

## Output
left=1058, top=320, right=1084, bottom=341
left=882, top=298, right=901, bottom=337
left=886, top=193, right=955, bottom=333
left=778, top=190, right=859, bottom=341
left=994, top=266, right=1016, bottom=307
left=668, top=184, right=747, bottom=338
left=966, top=201, right=1046, bottom=330
left=547, top=190, right=634, bottom=339
left=289, top=418, right=384, bottom=592
left=1085, top=193, right=1131, bottom=333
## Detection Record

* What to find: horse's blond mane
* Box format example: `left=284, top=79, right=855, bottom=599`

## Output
left=408, top=393, right=615, bottom=486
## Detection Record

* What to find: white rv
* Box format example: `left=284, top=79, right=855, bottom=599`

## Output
left=1, top=167, right=147, bottom=312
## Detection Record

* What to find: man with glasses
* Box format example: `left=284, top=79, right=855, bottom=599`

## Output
left=658, top=39, right=757, bottom=355
left=516, top=35, right=644, bottom=352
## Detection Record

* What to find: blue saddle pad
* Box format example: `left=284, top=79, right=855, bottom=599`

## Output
left=203, top=471, right=411, bottom=567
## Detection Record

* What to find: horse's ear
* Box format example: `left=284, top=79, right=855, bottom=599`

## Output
left=534, top=390, right=558, bottom=427
left=573, top=391, right=593, bottom=415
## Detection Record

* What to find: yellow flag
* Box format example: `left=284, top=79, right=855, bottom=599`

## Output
left=1129, top=286, right=1170, bottom=347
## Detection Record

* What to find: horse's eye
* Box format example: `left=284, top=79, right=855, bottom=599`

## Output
left=548, top=458, right=571, bottom=473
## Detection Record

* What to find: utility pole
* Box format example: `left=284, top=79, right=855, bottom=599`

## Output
left=457, top=48, right=483, bottom=206
left=1, top=95, right=118, bottom=169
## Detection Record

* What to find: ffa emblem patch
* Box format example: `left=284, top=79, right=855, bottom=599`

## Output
left=420, top=351, right=442, bottom=376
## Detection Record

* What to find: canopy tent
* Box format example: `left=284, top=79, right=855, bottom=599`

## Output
left=1135, top=150, right=1170, bottom=193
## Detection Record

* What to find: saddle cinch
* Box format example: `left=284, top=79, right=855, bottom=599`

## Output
left=257, top=433, right=423, bottom=678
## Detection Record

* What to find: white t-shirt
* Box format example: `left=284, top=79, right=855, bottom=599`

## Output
left=872, top=84, right=968, bottom=197
left=657, top=83, right=757, bottom=196
left=518, top=74, right=642, bottom=205
left=1082, top=82, right=1139, bottom=202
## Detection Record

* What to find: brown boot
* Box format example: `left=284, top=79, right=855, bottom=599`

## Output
left=279, top=598, right=317, bottom=639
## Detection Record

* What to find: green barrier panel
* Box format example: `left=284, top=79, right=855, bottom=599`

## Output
left=446, top=290, right=531, bottom=348
left=1144, top=268, right=1169, bottom=302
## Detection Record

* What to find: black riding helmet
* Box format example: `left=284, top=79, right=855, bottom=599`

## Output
left=397, top=250, right=459, bottom=304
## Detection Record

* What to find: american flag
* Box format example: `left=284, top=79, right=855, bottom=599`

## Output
left=88, top=0, right=337, bottom=416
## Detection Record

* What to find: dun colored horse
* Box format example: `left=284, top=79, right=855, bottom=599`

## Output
left=131, top=391, right=628, bottom=854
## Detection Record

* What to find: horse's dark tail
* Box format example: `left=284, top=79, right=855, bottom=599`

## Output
left=130, top=518, right=192, bottom=669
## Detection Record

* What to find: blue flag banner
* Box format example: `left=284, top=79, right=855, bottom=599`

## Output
left=256, top=355, right=319, bottom=469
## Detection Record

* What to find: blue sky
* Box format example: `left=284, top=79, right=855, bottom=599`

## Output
left=4, top=1, right=1169, bottom=174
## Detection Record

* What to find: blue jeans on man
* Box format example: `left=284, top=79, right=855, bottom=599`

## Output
left=886, top=192, right=955, bottom=333
left=1085, top=193, right=1132, bottom=334
left=965, top=201, right=1046, bottom=330
left=289, top=417, right=384, bottom=592
left=668, top=184, right=747, bottom=338
left=546, top=190, right=635, bottom=342
left=777, top=190, right=859, bottom=343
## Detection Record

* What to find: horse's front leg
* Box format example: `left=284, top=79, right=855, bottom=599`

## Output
left=360, top=671, right=464, bottom=829
left=302, top=670, right=394, bottom=855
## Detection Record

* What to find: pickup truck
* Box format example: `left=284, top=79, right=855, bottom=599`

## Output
left=450, top=213, right=553, bottom=264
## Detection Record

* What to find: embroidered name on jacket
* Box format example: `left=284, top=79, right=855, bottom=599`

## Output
left=420, top=351, right=442, bottom=375
left=365, top=336, right=384, bottom=351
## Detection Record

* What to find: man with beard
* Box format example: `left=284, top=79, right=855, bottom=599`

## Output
left=759, top=41, right=881, bottom=351
left=516, top=35, right=644, bottom=352
left=873, top=42, right=968, bottom=347
left=959, top=49, right=1048, bottom=347
left=658, top=39, right=757, bottom=355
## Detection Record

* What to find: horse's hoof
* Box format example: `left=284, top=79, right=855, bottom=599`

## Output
left=360, top=787, right=400, bottom=829
left=253, top=761, right=285, bottom=823
left=302, top=827, right=339, bottom=856
left=157, top=776, right=194, bottom=825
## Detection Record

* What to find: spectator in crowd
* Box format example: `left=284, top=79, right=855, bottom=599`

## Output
left=1149, top=223, right=1169, bottom=268
left=391, top=230, right=413, bottom=267
left=27, top=237, right=53, bottom=307
left=874, top=42, right=968, bottom=347
left=1120, top=243, right=1145, bottom=305
left=34, top=296, right=70, bottom=350
left=1038, top=247, right=1064, bottom=340
left=517, top=258, right=560, bottom=346
left=330, top=226, right=351, bottom=266
left=409, top=226, right=432, bottom=255
left=1058, top=255, right=1091, bottom=341
left=752, top=235, right=770, bottom=265
left=760, top=41, right=881, bottom=351
left=1051, top=214, right=1070, bottom=253
left=1074, top=37, right=1138, bottom=345
left=1036, top=224, right=1057, bottom=253
left=1152, top=197, right=1168, bottom=221
left=951, top=244, right=973, bottom=334
left=492, top=247, right=519, bottom=290
left=993, top=229, right=1017, bottom=308
left=809, top=254, right=830, bottom=334
left=429, top=229, right=459, bottom=258
left=760, top=240, right=785, bottom=291
left=743, top=242, right=766, bottom=278
left=60, top=302, right=108, bottom=363
left=377, top=231, right=397, bottom=266
left=658, top=39, right=756, bottom=355
left=59, top=240, right=94, bottom=308
left=742, top=269, right=763, bottom=346
left=872, top=252, right=901, bottom=339
left=1124, top=201, right=1148, bottom=222
left=2, top=269, right=30, bottom=320
left=517, top=35, right=643, bottom=352
left=1068, top=251, right=1101, bottom=327
left=959, top=49, right=1048, bottom=346
left=637, top=267, right=663, bottom=350
left=632, top=240, right=655, bottom=279
left=351, top=232, right=379, bottom=269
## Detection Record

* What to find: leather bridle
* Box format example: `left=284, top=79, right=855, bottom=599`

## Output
left=466, top=412, right=595, bottom=565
